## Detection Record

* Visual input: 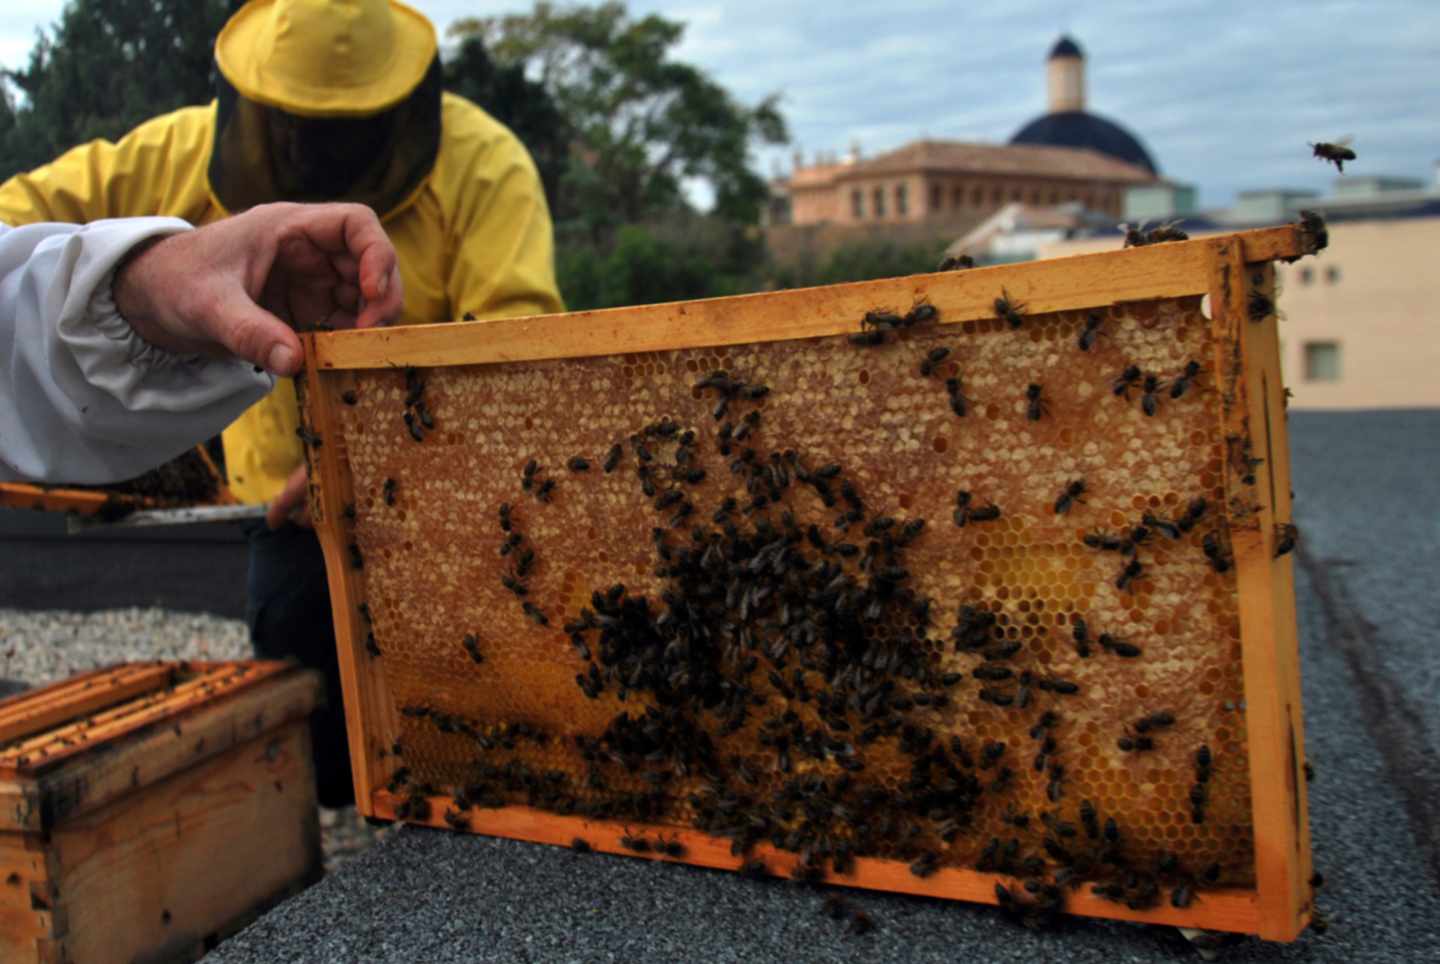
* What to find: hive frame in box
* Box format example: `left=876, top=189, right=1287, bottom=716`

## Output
left=298, top=225, right=1315, bottom=940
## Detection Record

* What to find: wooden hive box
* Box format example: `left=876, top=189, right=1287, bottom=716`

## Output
left=297, top=224, right=1321, bottom=941
left=0, top=661, right=322, bottom=963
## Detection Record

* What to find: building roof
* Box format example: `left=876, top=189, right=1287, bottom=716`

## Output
left=1010, top=110, right=1159, bottom=175
left=821, top=139, right=1155, bottom=185
left=1049, top=35, right=1083, bottom=59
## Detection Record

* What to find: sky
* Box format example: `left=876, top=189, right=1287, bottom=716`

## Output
left=2, top=1, right=1437, bottom=209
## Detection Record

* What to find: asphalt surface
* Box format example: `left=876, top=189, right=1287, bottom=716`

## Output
left=210, top=411, right=1440, bottom=964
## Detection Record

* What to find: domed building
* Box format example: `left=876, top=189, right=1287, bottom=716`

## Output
left=1010, top=36, right=1158, bottom=175
left=774, top=36, right=1161, bottom=228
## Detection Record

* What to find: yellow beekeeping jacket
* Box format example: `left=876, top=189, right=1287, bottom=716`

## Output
left=0, top=95, right=564, bottom=503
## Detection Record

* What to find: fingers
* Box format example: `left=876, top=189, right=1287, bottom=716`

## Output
left=267, top=465, right=310, bottom=530
left=269, top=203, right=403, bottom=330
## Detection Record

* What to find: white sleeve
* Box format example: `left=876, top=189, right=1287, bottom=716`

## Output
left=0, top=218, right=273, bottom=484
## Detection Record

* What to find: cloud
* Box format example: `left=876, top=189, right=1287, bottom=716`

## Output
left=1, top=0, right=1434, bottom=207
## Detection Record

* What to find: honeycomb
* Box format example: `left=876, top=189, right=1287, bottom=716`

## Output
left=324, top=293, right=1254, bottom=897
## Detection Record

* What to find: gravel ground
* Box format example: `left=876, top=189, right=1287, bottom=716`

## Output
left=0, top=606, right=389, bottom=872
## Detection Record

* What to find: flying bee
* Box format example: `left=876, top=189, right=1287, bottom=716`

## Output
left=1169, top=360, right=1201, bottom=398
left=1310, top=138, right=1356, bottom=173
left=919, top=346, right=951, bottom=377
left=1202, top=531, right=1232, bottom=573
left=1054, top=479, right=1086, bottom=514
left=1274, top=522, right=1299, bottom=557
left=1112, top=364, right=1142, bottom=398
left=1078, top=312, right=1104, bottom=351
left=1025, top=383, right=1047, bottom=421
left=994, top=289, right=1026, bottom=328
left=1140, top=374, right=1165, bottom=416
left=1116, top=559, right=1142, bottom=591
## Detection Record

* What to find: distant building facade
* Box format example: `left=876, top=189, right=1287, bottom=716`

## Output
left=773, top=36, right=1161, bottom=228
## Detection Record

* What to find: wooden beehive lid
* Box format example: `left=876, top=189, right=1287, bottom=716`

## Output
left=0, top=661, right=320, bottom=832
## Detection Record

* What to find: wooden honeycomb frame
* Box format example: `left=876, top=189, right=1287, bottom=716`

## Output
left=298, top=226, right=1314, bottom=940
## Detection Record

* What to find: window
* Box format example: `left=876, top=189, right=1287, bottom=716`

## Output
left=1298, top=266, right=1314, bottom=285
left=873, top=187, right=886, bottom=218
left=851, top=189, right=863, bottom=219
left=1303, top=341, right=1341, bottom=382
left=991, top=186, right=1003, bottom=204
left=1325, top=265, right=1341, bottom=284
left=931, top=185, right=942, bottom=212
left=896, top=184, right=908, bottom=216
left=973, top=186, right=985, bottom=206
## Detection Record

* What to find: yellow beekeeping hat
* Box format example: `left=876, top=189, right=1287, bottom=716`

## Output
left=215, top=0, right=437, bottom=118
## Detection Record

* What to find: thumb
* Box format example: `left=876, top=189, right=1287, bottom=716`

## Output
left=204, top=288, right=304, bottom=376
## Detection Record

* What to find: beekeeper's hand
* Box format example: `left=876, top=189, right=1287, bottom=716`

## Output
left=113, top=202, right=402, bottom=377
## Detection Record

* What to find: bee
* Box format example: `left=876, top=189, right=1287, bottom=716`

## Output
left=848, top=329, right=885, bottom=347
left=1098, top=633, right=1141, bottom=658
left=382, top=478, right=396, bottom=506
left=536, top=478, right=556, bottom=503
left=1142, top=513, right=1182, bottom=540
left=739, top=858, right=770, bottom=881
left=1147, top=220, right=1189, bottom=244
left=905, top=300, right=940, bottom=327
left=402, top=410, right=424, bottom=442
left=602, top=443, right=623, bottom=474
left=658, top=838, right=687, bottom=858
left=1295, top=209, right=1329, bottom=253
left=501, top=574, right=528, bottom=597
left=347, top=542, right=364, bottom=569
left=969, top=501, right=1002, bottom=525
left=1274, top=522, right=1299, bottom=557
left=994, top=289, right=1026, bottom=328
left=1171, top=884, right=1196, bottom=908
left=571, top=838, right=593, bottom=854
left=1248, top=290, right=1274, bottom=323
left=619, top=833, right=651, bottom=853
left=862, top=308, right=904, bottom=331
left=498, top=502, right=512, bottom=531
left=293, top=425, right=323, bottom=448
left=919, top=346, right=951, bottom=377
left=1116, top=559, right=1142, bottom=591
left=909, top=852, right=940, bottom=878
left=1080, top=800, right=1100, bottom=840
left=1202, top=531, right=1232, bottom=573
left=522, top=458, right=538, bottom=490
left=938, top=253, right=975, bottom=271
left=1121, top=222, right=1148, bottom=248
left=1140, top=374, right=1165, bottom=416
left=567, top=456, right=590, bottom=472
left=414, top=399, right=434, bottom=430
left=1077, top=312, right=1103, bottom=351
left=1135, top=711, right=1175, bottom=732
left=365, top=633, right=381, bottom=657
left=462, top=634, right=484, bottom=664
left=1053, top=479, right=1086, bottom=514
left=1083, top=529, right=1127, bottom=552
left=1169, top=361, right=1201, bottom=399
left=1310, top=138, right=1356, bottom=173
left=945, top=376, right=970, bottom=416
left=1069, top=617, right=1091, bottom=657
left=1112, top=364, right=1142, bottom=398
left=1117, top=731, right=1154, bottom=753
left=1025, top=383, right=1047, bottom=421
left=340, top=390, right=358, bottom=406
left=1177, top=497, right=1207, bottom=532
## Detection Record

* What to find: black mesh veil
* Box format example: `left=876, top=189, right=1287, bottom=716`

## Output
left=209, top=55, right=443, bottom=217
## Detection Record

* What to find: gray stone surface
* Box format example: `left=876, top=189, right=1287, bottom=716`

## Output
left=209, top=412, right=1440, bottom=963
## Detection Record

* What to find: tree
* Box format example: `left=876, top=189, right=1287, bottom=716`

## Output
left=449, top=2, right=788, bottom=234
left=0, top=0, right=234, bottom=180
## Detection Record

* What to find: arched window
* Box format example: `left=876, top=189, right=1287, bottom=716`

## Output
left=896, top=184, right=909, bottom=217
left=873, top=186, right=886, bottom=218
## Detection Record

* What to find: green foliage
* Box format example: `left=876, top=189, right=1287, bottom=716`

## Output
left=0, top=0, right=234, bottom=181
left=449, top=2, right=787, bottom=233
left=558, top=218, right=764, bottom=310
left=770, top=238, right=950, bottom=290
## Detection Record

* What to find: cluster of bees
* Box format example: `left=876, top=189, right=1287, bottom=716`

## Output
left=351, top=203, right=1332, bottom=936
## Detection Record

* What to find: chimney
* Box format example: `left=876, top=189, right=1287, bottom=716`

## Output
left=1046, top=35, right=1086, bottom=113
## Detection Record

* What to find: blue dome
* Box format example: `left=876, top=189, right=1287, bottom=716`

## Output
left=1049, top=36, right=1083, bottom=60
left=1010, top=110, right=1159, bottom=175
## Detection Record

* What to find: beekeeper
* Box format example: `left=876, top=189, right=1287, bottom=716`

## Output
left=0, top=0, right=564, bottom=807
